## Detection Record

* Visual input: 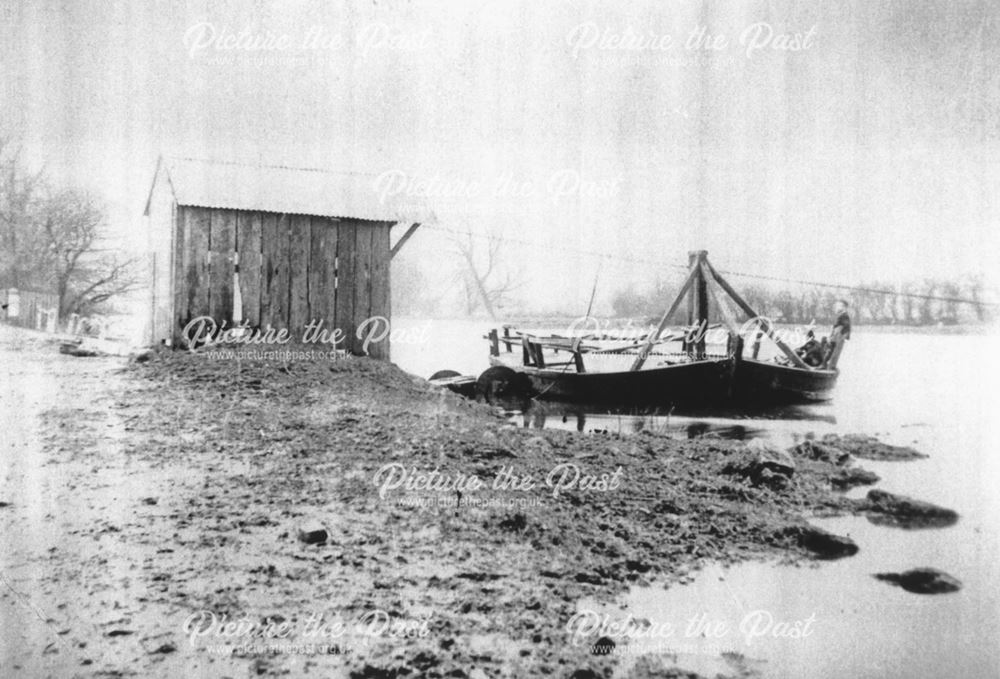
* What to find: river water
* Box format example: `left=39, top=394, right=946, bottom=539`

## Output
left=393, top=319, right=1000, bottom=679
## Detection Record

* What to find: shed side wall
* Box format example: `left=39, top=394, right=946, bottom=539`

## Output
left=171, top=208, right=393, bottom=358
left=147, top=172, right=176, bottom=344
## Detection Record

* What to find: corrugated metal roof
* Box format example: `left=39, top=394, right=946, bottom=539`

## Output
left=144, top=156, right=434, bottom=223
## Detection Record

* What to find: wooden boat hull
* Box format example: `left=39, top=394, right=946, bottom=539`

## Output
left=489, top=355, right=735, bottom=407
left=481, top=354, right=837, bottom=407
left=734, top=358, right=839, bottom=403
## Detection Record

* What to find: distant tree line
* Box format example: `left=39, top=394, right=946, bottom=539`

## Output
left=612, top=277, right=994, bottom=326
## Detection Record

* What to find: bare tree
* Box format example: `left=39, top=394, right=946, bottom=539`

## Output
left=0, top=137, right=47, bottom=288
left=963, top=274, right=988, bottom=322
left=0, top=138, right=142, bottom=320
left=900, top=282, right=916, bottom=323
left=451, top=230, right=520, bottom=320
left=917, top=279, right=937, bottom=325
left=37, top=190, right=142, bottom=318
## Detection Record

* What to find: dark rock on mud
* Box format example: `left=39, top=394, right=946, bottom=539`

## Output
left=791, top=440, right=851, bottom=465
left=755, top=467, right=791, bottom=491
left=296, top=521, right=329, bottom=544
left=350, top=664, right=406, bottom=679
left=795, top=525, right=859, bottom=559
left=592, top=636, right=616, bottom=655
left=498, top=513, right=527, bottom=531
left=821, top=433, right=928, bottom=461
left=874, top=567, right=962, bottom=594
left=575, top=571, right=605, bottom=586
left=830, top=467, right=880, bottom=489
left=859, top=489, right=959, bottom=529
left=59, top=342, right=99, bottom=357
left=753, top=448, right=795, bottom=478
left=625, top=558, right=652, bottom=573
left=722, top=447, right=795, bottom=490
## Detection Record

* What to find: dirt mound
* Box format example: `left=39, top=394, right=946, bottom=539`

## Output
left=129, top=345, right=484, bottom=416
left=135, top=345, right=420, bottom=388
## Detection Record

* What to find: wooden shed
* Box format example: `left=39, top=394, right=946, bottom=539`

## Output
left=143, top=157, right=430, bottom=357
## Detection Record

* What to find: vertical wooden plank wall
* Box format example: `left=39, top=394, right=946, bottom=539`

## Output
left=259, top=213, right=278, bottom=329
left=185, top=207, right=211, bottom=323
left=335, top=221, right=356, bottom=350
left=173, top=204, right=189, bottom=330
left=368, top=225, right=391, bottom=359
left=352, top=222, right=374, bottom=355
left=261, top=213, right=290, bottom=331
left=288, top=215, right=311, bottom=331
left=208, top=210, right=236, bottom=324
left=308, top=217, right=338, bottom=339
left=173, top=209, right=394, bottom=357
left=236, top=212, right=262, bottom=326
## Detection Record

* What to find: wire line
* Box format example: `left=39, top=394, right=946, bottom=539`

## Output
left=418, top=224, right=998, bottom=308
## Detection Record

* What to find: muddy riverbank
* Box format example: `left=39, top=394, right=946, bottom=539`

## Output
left=0, top=327, right=942, bottom=678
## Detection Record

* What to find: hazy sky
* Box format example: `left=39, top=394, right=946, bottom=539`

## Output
left=1, top=0, right=997, bottom=312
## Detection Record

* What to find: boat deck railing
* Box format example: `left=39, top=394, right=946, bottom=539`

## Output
left=485, top=326, right=739, bottom=374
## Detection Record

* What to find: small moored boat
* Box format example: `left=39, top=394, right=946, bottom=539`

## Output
left=434, top=251, right=844, bottom=408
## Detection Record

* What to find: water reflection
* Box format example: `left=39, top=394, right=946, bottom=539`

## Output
left=506, top=399, right=835, bottom=438
left=864, top=512, right=960, bottom=530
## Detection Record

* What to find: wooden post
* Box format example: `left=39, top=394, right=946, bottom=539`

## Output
left=503, top=326, right=512, bottom=352
left=488, top=328, right=500, bottom=357
left=691, top=250, right=708, bottom=359
left=390, top=223, right=421, bottom=259
left=532, top=341, right=546, bottom=368
left=683, top=252, right=694, bottom=356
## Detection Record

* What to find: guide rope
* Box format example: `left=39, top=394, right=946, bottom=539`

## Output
left=418, top=224, right=998, bottom=308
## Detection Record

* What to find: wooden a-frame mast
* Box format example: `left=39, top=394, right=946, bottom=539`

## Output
left=630, top=251, right=810, bottom=371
